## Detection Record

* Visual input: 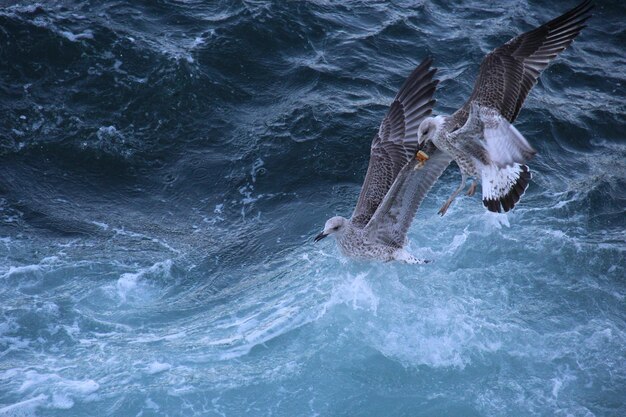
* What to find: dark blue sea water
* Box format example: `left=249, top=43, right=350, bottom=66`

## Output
left=1, top=1, right=625, bottom=416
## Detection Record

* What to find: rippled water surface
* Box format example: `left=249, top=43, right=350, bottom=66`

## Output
left=1, top=1, right=625, bottom=416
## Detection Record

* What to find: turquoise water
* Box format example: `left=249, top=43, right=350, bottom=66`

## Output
left=0, top=1, right=624, bottom=416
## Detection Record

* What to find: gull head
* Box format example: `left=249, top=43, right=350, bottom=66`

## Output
left=314, top=216, right=347, bottom=242
left=417, top=116, right=445, bottom=145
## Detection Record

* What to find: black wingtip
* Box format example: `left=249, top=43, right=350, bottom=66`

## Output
left=422, top=56, right=438, bottom=77
left=544, top=0, right=594, bottom=34
left=395, top=57, right=439, bottom=102
left=415, top=56, right=434, bottom=73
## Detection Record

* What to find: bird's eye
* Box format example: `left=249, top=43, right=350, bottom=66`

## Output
left=423, top=128, right=430, bottom=135
left=333, top=226, right=340, bottom=230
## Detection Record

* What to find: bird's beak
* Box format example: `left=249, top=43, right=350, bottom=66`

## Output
left=314, top=231, right=327, bottom=242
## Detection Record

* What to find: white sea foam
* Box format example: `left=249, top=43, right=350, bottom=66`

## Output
left=115, top=259, right=173, bottom=302
left=8, top=371, right=100, bottom=412
left=251, top=158, right=265, bottom=183
left=50, top=393, right=74, bottom=409
left=146, top=361, right=172, bottom=375
left=445, top=228, right=469, bottom=254
left=372, top=300, right=495, bottom=369
left=59, top=29, right=93, bottom=42
left=1, top=256, right=61, bottom=280
left=18, top=372, right=84, bottom=393
left=132, top=331, right=187, bottom=344
left=88, top=220, right=109, bottom=230
left=2, top=264, right=41, bottom=278
left=482, top=211, right=510, bottom=229
left=325, top=273, right=379, bottom=314
left=145, top=397, right=160, bottom=411
left=0, top=394, right=48, bottom=417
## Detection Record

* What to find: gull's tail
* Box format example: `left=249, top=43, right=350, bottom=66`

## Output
left=481, top=163, right=531, bottom=213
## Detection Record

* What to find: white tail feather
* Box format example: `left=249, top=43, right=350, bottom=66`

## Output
left=481, top=163, right=531, bottom=213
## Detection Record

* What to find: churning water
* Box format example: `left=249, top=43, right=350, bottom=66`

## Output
left=0, top=1, right=624, bottom=416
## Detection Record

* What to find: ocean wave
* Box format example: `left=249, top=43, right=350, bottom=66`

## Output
left=1, top=0, right=624, bottom=416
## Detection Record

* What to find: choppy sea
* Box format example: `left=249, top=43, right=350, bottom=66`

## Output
left=1, top=1, right=625, bottom=416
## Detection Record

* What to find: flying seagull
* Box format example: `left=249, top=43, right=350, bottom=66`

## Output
left=417, top=0, right=593, bottom=215
left=314, top=59, right=452, bottom=263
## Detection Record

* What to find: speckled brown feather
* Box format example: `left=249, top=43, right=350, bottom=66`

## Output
left=351, top=58, right=439, bottom=226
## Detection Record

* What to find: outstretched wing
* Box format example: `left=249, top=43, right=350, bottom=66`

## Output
left=351, top=58, right=439, bottom=227
left=364, top=147, right=453, bottom=248
left=450, top=0, right=593, bottom=128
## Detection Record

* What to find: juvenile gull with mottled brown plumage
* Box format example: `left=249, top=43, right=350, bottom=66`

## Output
left=314, top=58, right=451, bottom=263
left=417, top=0, right=594, bottom=215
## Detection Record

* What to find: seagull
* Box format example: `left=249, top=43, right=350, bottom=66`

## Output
left=314, top=59, right=452, bottom=263
left=417, top=0, right=593, bottom=215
